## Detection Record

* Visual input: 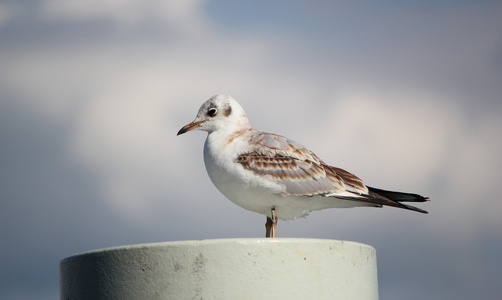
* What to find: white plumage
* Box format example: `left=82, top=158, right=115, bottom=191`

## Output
left=178, top=95, right=428, bottom=236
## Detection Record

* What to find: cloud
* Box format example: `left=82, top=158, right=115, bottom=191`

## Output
left=1, top=0, right=500, bottom=238
left=40, top=0, right=209, bottom=32
left=1, top=0, right=499, bottom=225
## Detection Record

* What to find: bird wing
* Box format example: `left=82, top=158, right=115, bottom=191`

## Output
left=236, top=131, right=368, bottom=197
left=236, top=131, right=429, bottom=214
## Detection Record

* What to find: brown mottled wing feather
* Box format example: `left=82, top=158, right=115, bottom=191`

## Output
left=236, top=132, right=368, bottom=197
left=237, top=152, right=365, bottom=196
left=236, top=132, right=429, bottom=213
left=326, top=165, right=368, bottom=194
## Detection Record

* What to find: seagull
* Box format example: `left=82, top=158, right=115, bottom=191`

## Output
left=177, top=95, right=428, bottom=238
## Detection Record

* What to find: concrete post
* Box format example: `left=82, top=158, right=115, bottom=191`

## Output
left=60, top=238, right=378, bottom=300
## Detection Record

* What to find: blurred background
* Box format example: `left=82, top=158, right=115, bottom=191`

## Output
left=1, top=1, right=501, bottom=299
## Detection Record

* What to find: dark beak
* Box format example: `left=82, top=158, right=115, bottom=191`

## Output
left=177, top=120, right=203, bottom=136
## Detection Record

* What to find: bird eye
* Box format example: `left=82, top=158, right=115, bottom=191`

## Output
left=208, top=108, right=217, bottom=117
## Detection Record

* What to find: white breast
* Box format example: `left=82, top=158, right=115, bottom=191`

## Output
left=203, top=131, right=288, bottom=215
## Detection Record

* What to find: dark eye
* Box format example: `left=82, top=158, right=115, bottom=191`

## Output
left=208, top=108, right=217, bottom=117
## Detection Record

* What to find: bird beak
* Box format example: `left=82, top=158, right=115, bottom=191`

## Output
left=177, top=120, right=204, bottom=136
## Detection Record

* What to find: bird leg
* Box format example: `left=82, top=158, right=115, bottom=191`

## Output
left=265, top=207, right=278, bottom=238
left=265, top=217, right=272, bottom=238
left=271, top=208, right=277, bottom=238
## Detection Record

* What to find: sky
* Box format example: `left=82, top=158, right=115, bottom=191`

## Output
left=1, top=0, right=501, bottom=299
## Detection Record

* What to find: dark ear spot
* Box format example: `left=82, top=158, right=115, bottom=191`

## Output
left=223, top=105, right=232, bottom=117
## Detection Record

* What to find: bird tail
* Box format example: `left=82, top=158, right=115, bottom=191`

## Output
left=366, top=186, right=429, bottom=214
